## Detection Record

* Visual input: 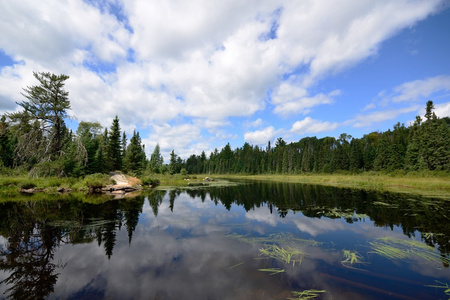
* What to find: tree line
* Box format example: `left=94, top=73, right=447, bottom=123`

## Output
left=0, top=72, right=150, bottom=177
left=186, top=101, right=449, bottom=175
left=1, top=71, right=449, bottom=177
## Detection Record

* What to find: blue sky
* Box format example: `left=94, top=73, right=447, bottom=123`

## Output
left=1, top=1, right=449, bottom=161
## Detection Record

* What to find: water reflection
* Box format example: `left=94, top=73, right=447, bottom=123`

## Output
left=0, top=182, right=449, bottom=299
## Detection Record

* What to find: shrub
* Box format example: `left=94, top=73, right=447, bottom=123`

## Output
left=141, top=176, right=160, bottom=187
left=83, top=173, right=111, bottom=190
left=19, top=181, right=36, bottom=189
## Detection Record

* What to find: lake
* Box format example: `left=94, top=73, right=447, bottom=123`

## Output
left=1, top=181, right=449, bottom=299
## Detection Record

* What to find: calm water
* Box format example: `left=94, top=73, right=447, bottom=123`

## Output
left=1, top=181, right=450, bottom=300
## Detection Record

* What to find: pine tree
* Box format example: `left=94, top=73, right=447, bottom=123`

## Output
left=8, top=72, right=74, bottom=175
left=0, top=115, right=15, bottom=168
left=149, top=144, right=164, bottom=173
left=124, top=130, right=146, bottom=174
left=169, top=150, right=179, bottom=175
left=108, top=116, right=122, bottom=171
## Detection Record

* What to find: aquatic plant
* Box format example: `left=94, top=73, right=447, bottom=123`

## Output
left=426, top=280, right=450, bottom=298
left=288, top=289, right=326, bottom=299
left=259, top=244, right=305, bottom=267
left=257, top=268, right=285, bottom=275
left=341, top=250, right=365, bottom=266
left=225, top=232, right=319, bottom=248
left=369, top=237, right=450, bottom=266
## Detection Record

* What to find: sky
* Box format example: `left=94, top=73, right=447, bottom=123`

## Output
left=1, top=0, right=450, bottom=161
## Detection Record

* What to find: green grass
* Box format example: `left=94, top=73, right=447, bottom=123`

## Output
left=288, top=289, right=327, bottom=300
left=369, top=236, right=450, bottom=266
left=259, top=244, right=305, bottom=267
left=342, top=250, right=365, bottom=267
left=0, top=174, right=111, bottom=196
left=257, top=268, right=285, bottom=275
left=426, top=281, right=450, bottom=297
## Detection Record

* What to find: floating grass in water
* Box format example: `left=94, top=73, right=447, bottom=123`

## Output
left=342, top=250, right=365, bottom=266
left=372, top=201, right=399, bottom=208
left=228, top=262, right=245, bottom=269
left=225, top=232, right=320, bottom=248
left=259, top=244, right=305, bottom=267
left=426, top=280, right=450, bottom=297
left=257, top=268, right=285, bottom=275
left=315, top=207, right=369, bottom=220
left=288, top=289, right=326, bottom=300
left=369, top=237, right=450, bottom=266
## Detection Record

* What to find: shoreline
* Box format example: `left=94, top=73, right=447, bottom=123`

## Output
left=212, top=173, right=450, bottom=200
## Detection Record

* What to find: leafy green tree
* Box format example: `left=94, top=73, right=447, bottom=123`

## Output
left=76, top=121, right=102, bottom=174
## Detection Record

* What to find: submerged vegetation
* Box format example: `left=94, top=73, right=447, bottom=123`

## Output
left=342, top=250, right=365, bottom=267
left=369, top=237, right=450, bottom=266
left=288, top=289, right=327, bottom=300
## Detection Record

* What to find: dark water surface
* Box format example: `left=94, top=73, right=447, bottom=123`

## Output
left=1, top=181, right=450, bottom=299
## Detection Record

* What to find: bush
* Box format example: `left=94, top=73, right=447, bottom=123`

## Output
left=19, top=181, right=36, bottom=189
left=83, top=173, right=111, bottom=190
left=141, top=176, right=160, bottom=187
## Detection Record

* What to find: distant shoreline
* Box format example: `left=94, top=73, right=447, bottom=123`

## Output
left=212, top=173, right=450, bottom=200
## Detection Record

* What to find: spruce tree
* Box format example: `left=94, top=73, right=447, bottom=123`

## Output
left=108, top=116, right=122, bottom=171
left=149, top=144, right=164, bottom=173
left=124, top=130, right=146, bottom=174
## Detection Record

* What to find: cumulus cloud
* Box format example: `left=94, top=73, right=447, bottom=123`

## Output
left=0, top=0, right=446, bottom=158
left=273, top=89, right=340, bottom=116
left=290, top=117, right=339, bottom=135
left=143, top=123, right=206, bottom=161
left=244, top=126, right=277, bottom=146
left=435, top=102, right=450, bottom=118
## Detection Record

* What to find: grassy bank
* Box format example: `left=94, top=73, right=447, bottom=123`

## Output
left=211, top=172, right=450, bottom=200
left=0, top=173, right=118, bottom=194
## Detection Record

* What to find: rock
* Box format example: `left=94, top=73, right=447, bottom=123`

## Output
left=57, top=187, right=72, bottom=193
left=203, top=177, right=214, bottom=182
left=20, top=188, right=44, bottom=193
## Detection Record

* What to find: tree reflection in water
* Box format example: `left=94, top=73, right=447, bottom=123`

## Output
left=0, top=195, right=145, bottom=299
left=1, top=183, right=449, bottom=299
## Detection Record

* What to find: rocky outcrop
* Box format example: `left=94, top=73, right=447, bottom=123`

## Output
left=101, top=172, right=142, bottom=198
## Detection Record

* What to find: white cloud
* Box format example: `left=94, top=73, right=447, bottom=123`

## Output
left=435, top=102, right=450, bottom=118
left=244, top=126, right=277, bottom=146
left=417, top=101, right=450, bottom=120
left=293, top=218, right=345, bottom=236
left=245, top=118, right=263, bottom=128
left=273, top=88, right=340, bottom=117
left=0, top=0, right=130, bottom=66
left=353, top=105, right=420, bottom=128
left=245, top=207, right=279, bottom=226
left=0, top=0, right=446, bottom=158
left=290, top=117, right=339, bottom=135
left=392, top=75, right=450, bottom=102
left=143, top=123, right=205, bottom=162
